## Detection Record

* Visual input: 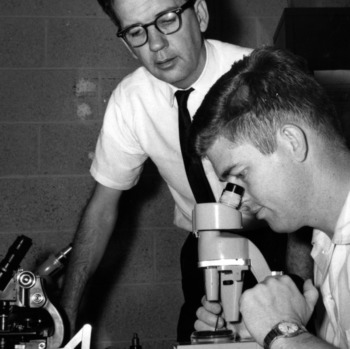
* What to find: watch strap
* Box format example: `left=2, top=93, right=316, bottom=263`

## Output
left=263, top=321, right=307, bottom=349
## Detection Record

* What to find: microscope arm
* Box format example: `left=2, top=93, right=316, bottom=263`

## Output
left=248, top=240, right=271, bottom=282
left=44, top=299, right=65, bottom=349
left=219, top=239, right=271, bottom=324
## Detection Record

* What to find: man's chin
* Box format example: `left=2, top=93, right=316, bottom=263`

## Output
left=266, top=221, right=294, bottom=234
left=153, top=68, right=194, bottom=89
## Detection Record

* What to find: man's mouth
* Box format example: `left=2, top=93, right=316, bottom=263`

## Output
left=156, top=57, right=177, bottom=69
left=239, top=205, right=251, bottom=214
left=255, top=207, right=265, bottom=220
left=241, top=204, right=264, bottom=219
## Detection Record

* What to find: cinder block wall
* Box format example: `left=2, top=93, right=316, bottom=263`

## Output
left=1, top=1, right=348, bottom=348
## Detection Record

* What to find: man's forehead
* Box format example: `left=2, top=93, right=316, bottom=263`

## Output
left=206, top=138, right=239, bottom=175
left=206, top=138, right=260, bottom=177
left=207, top=136, right=240, bottom=157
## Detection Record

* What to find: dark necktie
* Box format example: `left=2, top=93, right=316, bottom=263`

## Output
left=175, top=89, right=215, bottom=203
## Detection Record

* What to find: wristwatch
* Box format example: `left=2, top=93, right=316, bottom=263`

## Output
left=263, top=321, right=307, bottom=349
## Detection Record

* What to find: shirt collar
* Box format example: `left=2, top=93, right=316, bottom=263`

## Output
left=191, top=40, right=216, bottom=95
left=312, top=190, right=350, bottom=246
left=333, top=190, right=350, bottom=244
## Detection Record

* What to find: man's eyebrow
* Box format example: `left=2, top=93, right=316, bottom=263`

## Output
left=156, top=4, right=180, bottom=15
left=125, top=5, right=179, bottom=28
left=220, top=165, right=237, bottom=181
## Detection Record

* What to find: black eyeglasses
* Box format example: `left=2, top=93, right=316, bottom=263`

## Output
left=116, top=0, right=196, bottom=48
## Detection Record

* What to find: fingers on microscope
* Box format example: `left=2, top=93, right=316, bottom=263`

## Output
left=194, top=315, right=225, bottom=331
left=201, top=297, right=222, bottom=314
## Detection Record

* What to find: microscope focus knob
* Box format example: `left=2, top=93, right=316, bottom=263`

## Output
left=17, top=271, right=36, bottom=288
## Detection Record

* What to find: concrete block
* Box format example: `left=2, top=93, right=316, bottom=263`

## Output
left=0, top=0, right=105, bottom=16
left=0, top=124, right=39, bottom=176
left=83, top=283, right=182, bottom=346
left=46, top=19, right=139, bottom=68
left=230, top=0, right=287, bottom=17
left=0, top=18, right=45, bottom=67
left=91, top=226, right=155, bottom=285
left=0, top=71, right=45, bottom=122
left=74, top=73, right=101, bottom=120
left=256, top=17, right=281, bottom=46
left=0, top=70, right=99, bottom=122
left=99, top=68, right=141, bottom=116
left=0, top=176, right=94, bottom=231
left=40, top=122, right=101, bottom=175
left=155, top=228, right=188, bottom=282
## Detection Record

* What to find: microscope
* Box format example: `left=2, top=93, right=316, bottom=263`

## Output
left=175, top=183, right=271, bottom=349
left=0, top=235, right=65, bottom=349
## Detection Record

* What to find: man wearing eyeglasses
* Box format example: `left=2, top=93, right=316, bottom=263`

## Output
left=61, top=0, right=312, bottom=343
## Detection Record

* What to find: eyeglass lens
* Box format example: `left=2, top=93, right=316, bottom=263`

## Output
left=125, top=11, right=181, bottom=47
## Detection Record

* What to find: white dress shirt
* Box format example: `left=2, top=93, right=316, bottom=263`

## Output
left=312, top=191, right=350, bottom=348
left=90, top=39, right=251, bottom=231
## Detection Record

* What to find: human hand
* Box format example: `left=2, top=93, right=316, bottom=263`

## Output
left=195, top=296, right=225, bottom=331
left=240, top=276, right=319, bottom=346
left=194, top=296, right=252, bottom=340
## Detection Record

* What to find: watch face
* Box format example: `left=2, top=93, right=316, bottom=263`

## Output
left=278, top=322, right=299, bottom=334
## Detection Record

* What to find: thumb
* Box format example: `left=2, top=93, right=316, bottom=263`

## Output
left=303, top=279, right=319, bottom=311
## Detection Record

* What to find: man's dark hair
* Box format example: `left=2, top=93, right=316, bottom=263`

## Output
left=97, top=0, right=120, bottom=27
left=190, top=46, right=346, bottom=157
left=97, top=0, right=187, bottom=28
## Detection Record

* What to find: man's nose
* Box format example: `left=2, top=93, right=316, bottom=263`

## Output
left=147, top=26, right=168, bottom=52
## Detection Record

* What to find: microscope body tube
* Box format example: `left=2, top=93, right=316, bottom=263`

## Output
left=197, top=229, right=250, bottom=322
left=193, top=203, right=247, bottom=322
left=0, top=235, right=32, bottom=291
left=193, top=186, right=271, bottom=324
left=221, top=270, right=244, bottom=322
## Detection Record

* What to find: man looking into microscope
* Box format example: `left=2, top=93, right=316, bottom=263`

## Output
left=191, top=46, right=350, bottom=348
left=61, top=0, right=312, bottom=342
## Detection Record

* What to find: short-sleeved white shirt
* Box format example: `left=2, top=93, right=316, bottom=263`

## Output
left=312, top=191, right=350, bottom=348
left=90, top=39, right=251, bottom=231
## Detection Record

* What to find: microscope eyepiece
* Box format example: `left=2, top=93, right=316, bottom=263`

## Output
left=219, top=183, right=244, bottom=209
left=223, top=183, right=244, bottom=196
left=0, top=235, right=32, bottom=291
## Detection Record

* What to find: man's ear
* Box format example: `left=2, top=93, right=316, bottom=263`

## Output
left=279, top=124, right=308, bottom=162
left=194, top=0, right=209, bottom=33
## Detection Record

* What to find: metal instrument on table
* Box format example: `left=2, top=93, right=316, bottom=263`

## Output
left=0, top=235, right=66, bottom=349
left=175, top=183, right=271, bottom=349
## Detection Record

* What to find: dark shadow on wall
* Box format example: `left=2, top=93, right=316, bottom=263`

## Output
left=75, top=159, right=163, bottom=339
left=205, top=0, right=241, bottom=44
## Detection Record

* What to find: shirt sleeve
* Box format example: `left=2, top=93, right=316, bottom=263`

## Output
left=90, top=86, right=148, bottom=190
